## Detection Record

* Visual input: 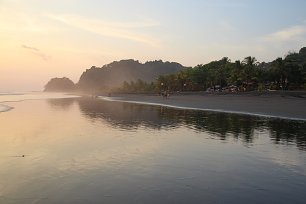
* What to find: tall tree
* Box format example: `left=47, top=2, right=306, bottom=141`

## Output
left=242, top=56, right=258, bottom=90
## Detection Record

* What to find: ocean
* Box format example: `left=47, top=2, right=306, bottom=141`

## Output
left=0, top=92, right=305, bottom=203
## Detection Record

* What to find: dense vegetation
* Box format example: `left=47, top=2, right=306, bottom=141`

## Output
left=77, top=59, right=186, bottom=91
left=44, top=77, right=75, bottom=92
left=118, top=47, right=306, bottom=93
left=45, top=47, right=306, bottom=93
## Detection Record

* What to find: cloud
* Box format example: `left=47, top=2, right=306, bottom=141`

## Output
left=263, top=25, right=306, bottom=43
left=21, top=45, right=40, bottom=52
left=21, top=44, right=50, bottom=61
left=46, top=14, right=161, bottom=47
left=0, top=6, right=59, bottom=33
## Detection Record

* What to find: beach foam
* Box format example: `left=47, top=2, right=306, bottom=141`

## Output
left=98, top=96, right=306, bottom=122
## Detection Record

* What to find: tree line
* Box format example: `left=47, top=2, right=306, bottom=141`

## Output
left=118, top=47, right=306, bottom=93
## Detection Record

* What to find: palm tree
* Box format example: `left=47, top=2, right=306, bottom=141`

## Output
left=242, top=56, right=258, bottom=91
left=229, top=60, right=243, bottom=87
left=274, top=57, right=286, bottom=89
left=243, top=56, right=257, bottom=67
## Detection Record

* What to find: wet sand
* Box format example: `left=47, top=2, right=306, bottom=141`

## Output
left=100, top=92, right=306, bottom=121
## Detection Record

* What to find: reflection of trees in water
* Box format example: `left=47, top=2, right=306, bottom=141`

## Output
left=161, top=110, right=306, bottom=150
left=267, top=120, right=306, bottom=150
left=46, top=98, right=76, bottom=111
left=45, top=97, right=306, bottom=150
left=77, top=97, right=177, bottom=130
left=158, top=109, right=259, bottom=143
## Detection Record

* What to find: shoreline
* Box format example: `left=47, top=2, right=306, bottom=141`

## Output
left=0, top=92, right=80, bottom=113
left=0, top=104, right=13, bottom=113
left=98, top=92, right=306, bottom=121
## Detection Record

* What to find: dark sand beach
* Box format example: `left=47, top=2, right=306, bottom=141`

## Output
left=101, top=92, right=306, bottom=121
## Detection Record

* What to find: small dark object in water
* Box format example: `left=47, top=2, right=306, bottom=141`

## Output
left=10, top=155, right=26, bottom=158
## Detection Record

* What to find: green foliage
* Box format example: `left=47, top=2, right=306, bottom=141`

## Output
left=77, top=60, right=186, bottom=91
left=168, top=47, right=306, bottom=92
left=118, top=79, right=156, bottom=93
left=117, top=47, right=306, bottom=93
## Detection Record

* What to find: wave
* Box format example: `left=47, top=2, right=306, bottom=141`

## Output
left=0, top=92, right=25, bottom=96
left=98, top=96, right=306, bottom=122
left=0, top=104, right=14, bottom=113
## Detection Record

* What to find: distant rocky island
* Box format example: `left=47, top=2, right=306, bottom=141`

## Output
left=44, top=77, right=75, bottom=92
left=44, top=59, right=187, bottom=92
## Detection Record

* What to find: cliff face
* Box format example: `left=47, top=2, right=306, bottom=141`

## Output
left=44, top=77, right=75, bottom=92
left=77, top=59, right=186, bottom=90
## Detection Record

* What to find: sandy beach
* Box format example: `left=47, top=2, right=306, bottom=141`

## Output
left=100, top=92, right=306, bottom=121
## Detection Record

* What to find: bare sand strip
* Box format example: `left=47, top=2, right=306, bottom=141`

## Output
left=99, top=93, right=306, bottom=121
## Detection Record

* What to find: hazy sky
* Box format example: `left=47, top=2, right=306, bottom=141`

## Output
left=1, top=0, right=306, bottom=91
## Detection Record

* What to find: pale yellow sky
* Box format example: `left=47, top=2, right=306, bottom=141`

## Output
left=1, top=0, right=306, bottom=91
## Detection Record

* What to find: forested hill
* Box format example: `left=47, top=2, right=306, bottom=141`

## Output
left=77, top=59, right=186, bottom=90
left=44, top=77, right=75, bottom=92
left=44, top=47, right=306, bottom=92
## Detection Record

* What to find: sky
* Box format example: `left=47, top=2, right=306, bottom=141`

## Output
left=1, top=0, right=306, bottom=92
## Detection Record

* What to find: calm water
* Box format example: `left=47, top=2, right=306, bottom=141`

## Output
left=0, top=94, right=306, bottom=203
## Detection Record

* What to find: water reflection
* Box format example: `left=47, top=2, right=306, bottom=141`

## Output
left=2, top=96, right=306, bottom=204
left=77, top=97, right=178, bottom=130
left=48, top=97, right=306, bottom=150
left=47, top=98, right=76, bottom=111
left=269, top=120, right=306, bottom=149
